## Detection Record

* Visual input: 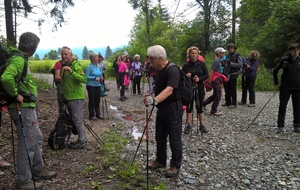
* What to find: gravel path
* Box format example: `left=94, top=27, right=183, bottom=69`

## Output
left=105, top=78, right=299, bottom=190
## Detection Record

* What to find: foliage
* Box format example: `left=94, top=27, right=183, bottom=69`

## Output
left=30, top=74, right=52, bottom=90
left=82, top=46, right=90, bottom=60
left=43, top=50, right=59, bottom=60
left=104, top=46, right=113, bottom=59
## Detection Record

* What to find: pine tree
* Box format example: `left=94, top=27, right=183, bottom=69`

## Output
left=105, top=46, right=113, bottom=59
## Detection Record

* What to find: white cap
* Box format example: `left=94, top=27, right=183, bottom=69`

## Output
left=215, top=47, right=226, bottom=53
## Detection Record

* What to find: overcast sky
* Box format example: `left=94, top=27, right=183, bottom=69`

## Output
left=2, top=0, right=236, bottom=50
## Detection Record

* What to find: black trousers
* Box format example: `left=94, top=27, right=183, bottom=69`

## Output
left=133, top=75, right=142, bottom=94
left=225, top=78, right=237, bottom=106
left=86, top=86, right=101, bottom=118
left=187, top=85, right=205, bottom=114
left=277, top=87, right=300, bottom=128
left=155, top=101, right=183, bottom=168
left=241, top=75, right=256, bottom=104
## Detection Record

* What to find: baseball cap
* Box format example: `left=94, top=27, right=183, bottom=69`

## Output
left=215, top=47, right=226, bottom=53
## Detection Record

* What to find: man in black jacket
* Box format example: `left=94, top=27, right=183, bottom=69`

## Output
left=273, top=43, right=300, bottom=133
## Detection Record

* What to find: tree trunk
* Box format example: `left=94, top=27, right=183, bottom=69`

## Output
left=5, top=0, right=16, bottom=46
left=144, top=0, right=151, bottom=46
left=232, top=0, right=236, bottom=44
left=203, top=0, right=211, bottom=53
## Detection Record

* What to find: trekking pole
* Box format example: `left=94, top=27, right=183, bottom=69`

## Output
left=83, top=120, right=105, bottom=145
left=10, top=118, right=16, bottom=173
left=131, top=105, right=155, bottom=164
left=17, top=104, right=37, bottom=190
left=194, top=84, right=200, bottom=135
left=101, top=96, right=105, bottom=119
left=104, top=98, right=109, bottom=120
left=245, top=90, right=277, bottom=132
left=145, top=106, right=149, bottom=190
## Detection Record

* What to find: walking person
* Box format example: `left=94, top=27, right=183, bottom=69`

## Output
left=131, top=54, right=143, bottom=95
left=182, top=46, right=209, bottom=134
left=239, top=50, right=260, bottom=107
left=113, top=55, right=121, bottom=90
left=85, top=52, right=103, bottom=120
left=203, top=47, right=228, bottom=116
left=118, top=56, right=130, bottom=101
left=144, top=45, right=183, bottom=177
left=223, top=43, right=243, bottom=108
left=1, top=32, right=57, bottom=189
left=273, top=43, right=300, bottom=133
left=60, top=46, right=88, bottom=149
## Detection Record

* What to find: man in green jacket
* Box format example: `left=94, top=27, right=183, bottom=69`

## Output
left=60, top=46, right=87, bottom=149
left=1, top=32, right=57, bottom=190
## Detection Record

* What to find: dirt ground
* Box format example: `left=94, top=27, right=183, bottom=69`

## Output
left=0, top=86, right=125, bottom=190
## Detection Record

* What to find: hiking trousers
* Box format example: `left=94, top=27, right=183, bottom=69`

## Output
left=9, top=108, right=44, bottom=184
left=155, top=101, right=183, bottom=168
left=277, top=87, right=300, bottom=128
left=67, top=100, right=87, bottom=142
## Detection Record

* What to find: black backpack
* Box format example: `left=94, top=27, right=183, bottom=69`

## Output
left=166, top=63, right=193, bottom=106
left=0, top=45, right=27, bottom=107
left=48, top=111, right=78, bottom=150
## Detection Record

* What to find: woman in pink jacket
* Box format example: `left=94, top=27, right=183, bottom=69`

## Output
left=118, top=56, right=130, bottom=101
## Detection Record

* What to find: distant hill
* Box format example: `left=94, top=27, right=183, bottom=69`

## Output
left=35, top=47, right=108, bottom=60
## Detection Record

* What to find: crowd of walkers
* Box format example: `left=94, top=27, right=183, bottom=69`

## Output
left=1, top=31, right=299, bottom=189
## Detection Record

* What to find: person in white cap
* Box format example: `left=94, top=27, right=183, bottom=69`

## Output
left=203, top=47, right=226, bottom=116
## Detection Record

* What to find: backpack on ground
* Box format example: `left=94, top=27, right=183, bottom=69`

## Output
left=48, top=111, right=78, bottom=150
left=0, top=45, right=27, bottom=107
left=166, top=63, right=193, bottom=106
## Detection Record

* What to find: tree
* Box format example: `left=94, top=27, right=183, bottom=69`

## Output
left=4, top=0, right=75, bottom=46
left=82, top=46, right=89, bottom=60
left=105, top=46, right=113, bottom=59
left=34, top=53, right=40, bottom=60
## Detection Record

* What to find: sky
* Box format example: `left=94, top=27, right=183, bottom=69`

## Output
left=1, top=0, right=199, bottom=50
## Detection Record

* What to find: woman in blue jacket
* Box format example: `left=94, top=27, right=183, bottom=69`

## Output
left=85, top=53, right=103, bottom=120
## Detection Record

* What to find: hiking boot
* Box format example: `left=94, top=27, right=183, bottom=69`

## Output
left=33, top=169, right=57, bottom=180
left=96, top=116, right=104, bottom=120
left=166, top=166, right=179, bottom=177
left=294, top=127, right=300, bottom=133
left=147, top=160, right=166, bottom=170
left=199, top=125, right=208, bottom=134
left=276, top=127, right=284, bottom=133
left=16, top=180, right=43, bottom=190
left=238, top=101, right=246, bottom=105
left=221, top=103, right=230, bottom=106
left=211, top=111, right=222, bottom=116
left=247, top=104, right=255, bottom=107
left=69, top=140, right=87, bottom=149
left=228, top=105, right=236, bottom=109
left=119, top=97, right=126, bottom=101
left=89, top=117, right=98, bottom=121
left=184, top=124, right=192, bottom=134
left=122, top=96, right=129, bottom=99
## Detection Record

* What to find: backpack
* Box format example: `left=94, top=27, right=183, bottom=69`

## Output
left=166, top=63, right=193, bottom=106
left=51, top=60, right=64, bottom=86
left=0, top=45, right=27, bottom=107
left=48, top=111, right=78, bottom=150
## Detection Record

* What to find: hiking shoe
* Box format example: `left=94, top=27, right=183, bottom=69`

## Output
left=0, top=171, right=5, bottom=178
left=211, top=111, right=222, bottom=116
left=228, top=105, right=237, bottom=109
left=238, top=101, right=246, bottom=105
left=0, top=157, right=11, bottom=168
left=147, top=160, right=166, bottom=170
left=221, top=103, right=230, bottom=106
left=247, top=104, right=255, bottom=107
left=33, top=169, right=57, bottom=180
left=277, top=127, right=284, bottom=133
left=122, top=96, right=129, bottom=99
left=184, top=124, right=192, bottom=134
left=166, top=166, right=179, bottom=177
left=89, top=117, right=98, bottom=121
left=69, top=140, right=87, bottom=149
left=119, top=97, right=126, bottom=101
left=16, top=180, right=43, bottom=190
left=294, top=127, right=300, bottom=133
left=96, top=116, right=104, bottom=120
left=199, top=125, right=208, bottom=134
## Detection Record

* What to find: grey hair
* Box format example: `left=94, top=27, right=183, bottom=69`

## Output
left=89, top=52, right=98, bottom=62
left=147, top=45, right=167, bottom=59
left=18, top=32, right=40, bottom=53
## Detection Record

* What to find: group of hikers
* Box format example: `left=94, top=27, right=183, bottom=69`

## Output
left=0, top=30, right=299, bottom=189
